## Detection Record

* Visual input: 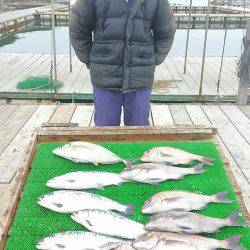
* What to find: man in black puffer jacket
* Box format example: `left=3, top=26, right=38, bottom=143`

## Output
left=69, top=0, right=176, bottom=126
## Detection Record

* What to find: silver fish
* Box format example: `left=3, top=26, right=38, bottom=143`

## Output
left=100, top=242, right=135, bottom=250
left=142, top=191, right=231, bottom=214
left=37, top=190, right=135, bottom=214
left=141, top=146, right=214, bottom=165
left=46, top=171, right=128, bottom=190
left=53, top=141, right=134, bottom=166
left=133, top=232, right=244, bottom=250
left=145, top=211, right=245, bottom=234
left=71, top=209, right=146, bottom=240
left=120, top=163, right=205, bottom=184
left=36, top=231, right=130, bottom=250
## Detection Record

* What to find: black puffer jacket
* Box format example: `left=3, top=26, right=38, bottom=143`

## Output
left=69, top=0, right=176, bottom=92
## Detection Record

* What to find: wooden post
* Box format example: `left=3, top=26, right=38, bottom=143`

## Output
left=69, top=0, right=73, bottom=73
left=199, top=0, right=211, bottom=96
left=183, top=0, right=193, bottom=74
left=51, top=0, right=58, bottom=95
left=237, top=19, right=250, bottom=105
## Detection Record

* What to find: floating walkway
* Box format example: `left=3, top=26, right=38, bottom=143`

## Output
left=1, top=4, right=250, bottom=37
left=0, top=53, right=240, bottom=100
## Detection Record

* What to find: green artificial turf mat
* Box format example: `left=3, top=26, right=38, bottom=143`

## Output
left=5, top=141, right=250, bottom=249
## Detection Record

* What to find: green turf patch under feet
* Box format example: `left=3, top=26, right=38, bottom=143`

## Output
left=5, top=141, right=250, bottom=249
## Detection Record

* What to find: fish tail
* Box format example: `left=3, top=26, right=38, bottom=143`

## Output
left=200, top=156, right=214, bottom=165
left=124, top=204, right=135, bottom=215
left=192, top=163, right=206, bottom=174
left=228, top=211, right=247, bottom=227
left=213, top=191, right=232, bottom=203
left=223, top=235, right=245, bottom=250
left=123, top=158, right=138, bottom=167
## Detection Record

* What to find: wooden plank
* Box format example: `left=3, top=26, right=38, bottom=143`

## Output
left=49, top=104, right=76, bottom=123
left=186, top=105, right=250, bottom=213
left=70, top=105, right=95, bottom=127
left=239, top=106, right=250, bottom=119
left=0, top=105, right=19, bottom=127
left=192, top=57, right=237, bottom=95
left=0, top=105, right=38, bottom=154
left=174, top=57, right=214, bottom=95
left=169, top=105, right=193, bottom=125
left=167, top=57, right=201, bottom=95
left=0, top=105, right=57, bottom=182
left=0, top=134, right=37, bottom=250
left=0, top=184, right=7, bottom=200
left=201, top=105, right=250, bottom=180
left=151, top=104, right=174, bottom=126
left=38, top=126, right=215, bottom=143
left=162, top=58, right=192, bottom=95
left=220, top=105, right=250, bottom=144
left=185, top=104, right=211, bottom=126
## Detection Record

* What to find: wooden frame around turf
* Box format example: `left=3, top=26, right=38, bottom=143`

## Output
left=0, top=125, right=249, bottom=249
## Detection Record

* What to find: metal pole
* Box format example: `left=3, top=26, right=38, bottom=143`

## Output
left=51, top=0, right=58, bottom=94
left=69, top=0, right=73, bottom=72
left=184, top=0, right=193, bottom=74
left=199, top=0, right=211, bottom=96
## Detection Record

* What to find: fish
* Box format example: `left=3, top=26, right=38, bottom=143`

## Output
left=120, top=163, right=205, bottom=184
left=37, top=190, right=135, bottom=215
left=133, top=232, right=244, bottom=250
left=145, top=211, right=245, bottom=234
left=141, top=146, right=214, bottom=165
left=71, top=209, right=146, bottom=240
left=100, top=242, right=135, bottom=250
left=53, top=141, right=134, bottom=166
left=142, top=190, right=232, bottom=214
left=36, top=231, right=130, bottom=250
left=46, top=171, right=128, bottom=190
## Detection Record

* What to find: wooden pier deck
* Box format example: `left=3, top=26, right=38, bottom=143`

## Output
left=0, top=53, right=240, bottom=97
left=0, top=103, right=249, bottom=242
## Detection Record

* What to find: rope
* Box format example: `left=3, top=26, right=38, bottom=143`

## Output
left=236, top=0, right=250, bottom=85
left=214, top=0, right=232, bottom=103
left=236, top=36, right=250, bottom=84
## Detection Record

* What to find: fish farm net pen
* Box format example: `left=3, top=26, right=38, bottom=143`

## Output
left=5, top=141, right=250, bottom=249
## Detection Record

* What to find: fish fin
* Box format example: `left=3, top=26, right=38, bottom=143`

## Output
left=179, top=230, right=192, bottom=235
left=72, top=157, right=80, bottom=163
left=125, top=204, right=135, bottom=215
left=66, top=179, right=75, bottom=183
left=117, top=179, right=129, bottom=186
left=148, top=178, right=162, bottom=184
left=96, top=183, right=104, bottom=190
left=201, top=156, right=214, bottom=165
left=123, top=158, right=138, bottom=167
left=92, top=162, right=99, bottom=166
left=53, top=203, right=63, bottom=208
left=85, top=219, right=93, bottom=227
left=193, top=163, right=206, bottom=174
left=179, top=226, right=192, bottom=232
left=228, top=211, right=247, bottom=227
left=199, top=204, right=208, bottom=210
left=55, top=244, right=66, bottom=248
left=223, top=235, right=245, bottom=250
left=213, top=191, right=232, bottom=203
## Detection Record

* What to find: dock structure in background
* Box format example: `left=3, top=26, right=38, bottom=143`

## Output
left=1, top=4, right=250, bottom=37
